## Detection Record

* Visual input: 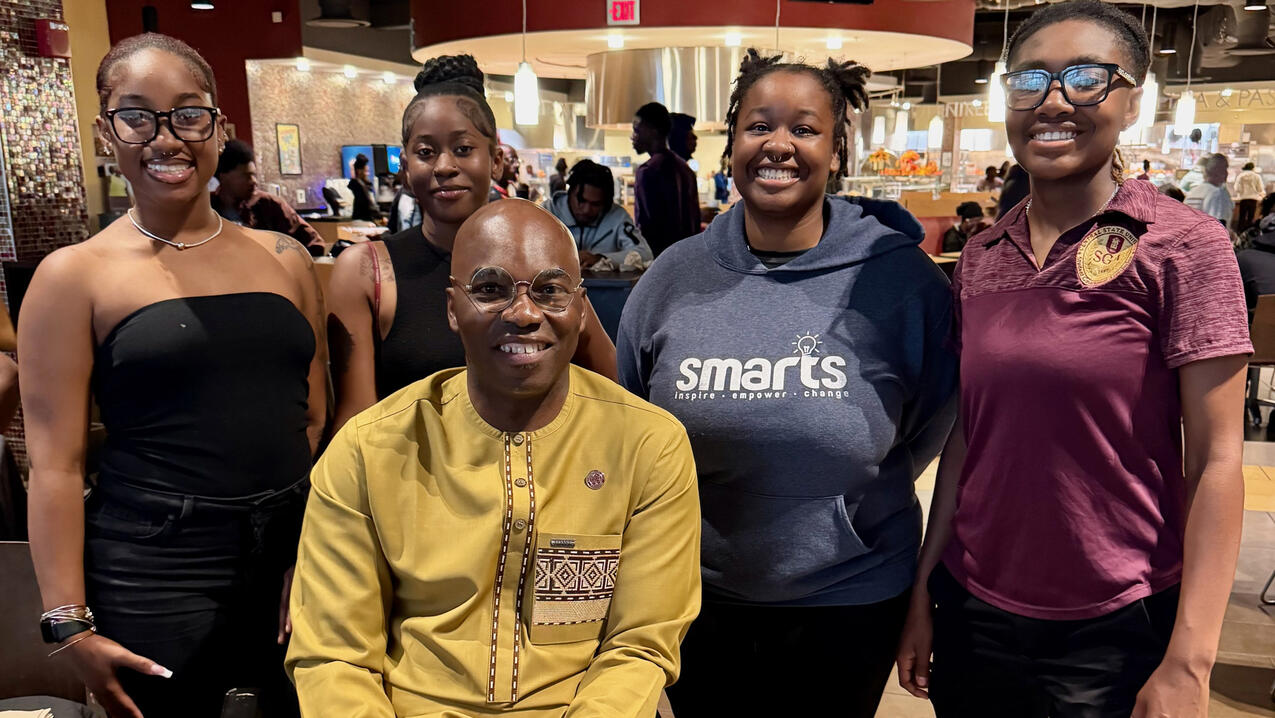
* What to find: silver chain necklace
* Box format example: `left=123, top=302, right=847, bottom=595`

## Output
left=127, top=209, right=224, bottom=251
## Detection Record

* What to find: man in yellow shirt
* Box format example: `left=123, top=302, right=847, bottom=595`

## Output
left=286, top=200, right=701, bottom=717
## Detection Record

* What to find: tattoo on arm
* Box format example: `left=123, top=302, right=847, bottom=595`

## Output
left=274, top=233, right=311, bottom=260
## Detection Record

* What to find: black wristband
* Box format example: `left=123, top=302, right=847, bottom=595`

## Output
left=40, top=618, right=94, bottom=644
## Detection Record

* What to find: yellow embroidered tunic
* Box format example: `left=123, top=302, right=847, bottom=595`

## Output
left=287, top=366, right=701, bottom=717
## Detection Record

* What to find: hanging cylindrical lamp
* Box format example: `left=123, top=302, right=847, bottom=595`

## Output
left=1173, top=91, right=1196, bottom=135
left=889, top=109, right=909, bottom=152
left=871, top=115, right=886, bottom=147
left=515, top=0, right=540, bottom=125
left=927, top=114, right=944, bottom=150
left=1174, top=0, right=1200, bottom=135
left=987, top=61, right=1007, bottom=123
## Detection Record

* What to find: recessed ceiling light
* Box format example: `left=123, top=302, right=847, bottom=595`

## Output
left=826, top=36, right=843, bottom=50
left=295, top=57, right=311, bottom=72
left=724, top=32, right=742, bottom=47
left=608, top=34, right=624, bottom=49
left=974, top=77, right=989, bottom=85
left=343, top=65, right=358, bottom=79
left=382, top=71, right=395, bottom=84
left=1244, top=1, right=1266, bottom=10
left=191, top=1, right=214, bottom=9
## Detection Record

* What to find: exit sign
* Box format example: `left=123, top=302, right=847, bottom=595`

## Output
left=607, top=0, right=639, bottom=25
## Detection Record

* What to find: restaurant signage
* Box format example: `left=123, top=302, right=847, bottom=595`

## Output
left=607, top=0, right=640, bottom=25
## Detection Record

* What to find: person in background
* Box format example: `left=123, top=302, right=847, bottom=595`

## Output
left=348, top=153, right=383, bottom=222
left=670, top=112, right=698, bottom=163
left=896, top=4, right=1251, bottom=717
left=713, top=168, right=730, bottom=205
left=324, top=54, right=616, bottom=437
left=631, top=101, right=700, bottom=257
left=489, top=142, right=519, bottom=200
left=1137, top=158, right=1151, bottom=180
left=287, top=200, right=701, bottom=718
left=1179, top=155, right=1208, bottom=193
left=24, top=33, right=327, bottom=718
left=544, top=159, right=652, bottom=268
left=1185, top=153, right=1234, bottom=227
left=976, top=165, right=1003, bottom=191
left=549, top=157, right=568, bottom=195
left=387, top=166, right=420, bottom=234
left=1160, top=183, right=1186, bottom=202
left=1238, top=208, right=1275, bottom=426
left=942, top=201, right=989, bottom=253
left=212, top=139, right=323, bottom=250
left=619, top=49, right=957, bottom=718
left=997, top=164, right=1030, bottom=218
left=1236, top=162, right=1265, bottom=232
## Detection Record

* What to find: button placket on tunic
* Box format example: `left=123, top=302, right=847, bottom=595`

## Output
left=488, top=432, right=537, bottom=704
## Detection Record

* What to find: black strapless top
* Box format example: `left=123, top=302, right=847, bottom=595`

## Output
left=373, top=226, right=465, bottom=398
left=92, top=292, right=315, bottom=498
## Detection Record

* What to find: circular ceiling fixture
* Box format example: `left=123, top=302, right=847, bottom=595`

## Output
left=190, top=1, right=214, bottom=9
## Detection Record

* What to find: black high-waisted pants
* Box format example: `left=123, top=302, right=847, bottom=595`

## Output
left=83, top=476, right=307, bottom=718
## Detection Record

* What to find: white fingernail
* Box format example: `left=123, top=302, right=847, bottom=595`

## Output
left=152, top=665, right=173, bottom=678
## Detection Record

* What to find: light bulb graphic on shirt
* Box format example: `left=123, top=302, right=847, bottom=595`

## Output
left=792, top=333, right=822, bottom=356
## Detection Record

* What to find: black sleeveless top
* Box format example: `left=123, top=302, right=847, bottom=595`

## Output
left=373, top=226, right=465, bottom=398
left=92, top=292, right=315, bottom=498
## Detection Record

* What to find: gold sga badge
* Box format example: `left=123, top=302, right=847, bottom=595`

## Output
left=1076, top=225, right=1139, bottom=288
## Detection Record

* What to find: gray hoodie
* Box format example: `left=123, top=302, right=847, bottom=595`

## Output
left=617, top=195, right=957, bottom=606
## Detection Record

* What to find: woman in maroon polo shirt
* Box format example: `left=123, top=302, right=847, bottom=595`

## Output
left=896, top=2, right=1252, bottom=716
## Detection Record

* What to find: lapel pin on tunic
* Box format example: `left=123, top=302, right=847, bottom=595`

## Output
left=585, top=471, right=606, bottom=490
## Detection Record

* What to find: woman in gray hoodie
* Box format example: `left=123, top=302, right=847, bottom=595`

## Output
left=617, top=50, right=958, bottom=717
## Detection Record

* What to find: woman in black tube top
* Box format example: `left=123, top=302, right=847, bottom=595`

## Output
left=19, top=34, right=326, bottom=718
left=325, top=54, right=618, bottom=435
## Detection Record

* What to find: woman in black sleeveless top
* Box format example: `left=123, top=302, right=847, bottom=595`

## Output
left=21, top=35, right=326, bottom=718
left=326, top=55, right=617, bottom=433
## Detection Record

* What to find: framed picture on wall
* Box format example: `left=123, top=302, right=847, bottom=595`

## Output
left=276, top=123, right=302, bottom=176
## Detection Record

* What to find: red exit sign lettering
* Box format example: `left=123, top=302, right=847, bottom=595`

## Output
left=607, top=0, right=639, bottom=25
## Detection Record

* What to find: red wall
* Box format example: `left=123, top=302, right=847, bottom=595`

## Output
left=105, top=0, right=304, bottom=146
left=413, top=0, right=975, bottom=49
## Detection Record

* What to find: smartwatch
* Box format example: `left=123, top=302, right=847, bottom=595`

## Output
left=40, top=618, right=94, bottom=644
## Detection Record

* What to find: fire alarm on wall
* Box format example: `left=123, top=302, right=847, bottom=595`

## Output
left=35, top=19, right=71, bottom=59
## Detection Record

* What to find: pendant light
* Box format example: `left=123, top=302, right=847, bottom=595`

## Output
left=890, top=108, right=910, bottom=152
left=871, top=115, right=886, bottom=147
left=514, top=0, right=540, bottom=125
left=987, top=4, right=1010, bottom=123
left=928, top=65, right=945, bottom=151
left=1174, top=0, right=1199, bottom=135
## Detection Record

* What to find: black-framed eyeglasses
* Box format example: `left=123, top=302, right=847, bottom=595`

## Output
left=450, top=266, right=584, bottom=314
left=1001, top=64, right=1137, bottom=111
left=105, top=106, right=220, bottom=145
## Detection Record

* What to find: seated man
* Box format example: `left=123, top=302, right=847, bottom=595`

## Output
left=941, top=201, right=989, bottom=253
left=213, top=140, right=324, bottom=249
left=543, top=160, right=653, bottom=269
left=286, top=199, right=701, bottom=717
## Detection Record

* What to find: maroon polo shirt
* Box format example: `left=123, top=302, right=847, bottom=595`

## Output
left=942, top=178, right=1252, bottom=620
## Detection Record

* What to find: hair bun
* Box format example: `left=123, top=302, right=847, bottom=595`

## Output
left=415, top=54, right=486, bottom=94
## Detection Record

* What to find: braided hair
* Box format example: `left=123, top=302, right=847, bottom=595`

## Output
left=723, top=49, right=870, bottom=179
left=401, top=54, right=498, bottom=148
left=97, top=33, right=217, bottom=115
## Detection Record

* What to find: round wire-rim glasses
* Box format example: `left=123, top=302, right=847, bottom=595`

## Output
left=450, top=266, right=584, bottom=314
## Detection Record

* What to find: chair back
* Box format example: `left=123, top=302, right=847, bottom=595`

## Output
left=0, top=541, right=87, bottom=702
left=1252, top=295, right=1275, bottom=365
